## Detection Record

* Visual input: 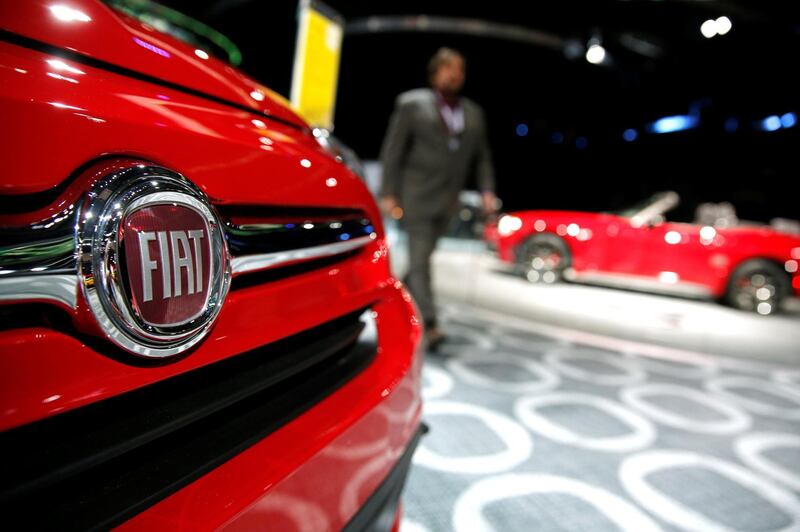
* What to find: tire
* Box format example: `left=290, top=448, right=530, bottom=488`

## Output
left=725, top=259, right=790, bottom=315
left=516, top=233, right=571, bottom=284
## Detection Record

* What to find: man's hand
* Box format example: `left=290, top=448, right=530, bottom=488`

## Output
left=481, top=191, right=498, bottom=215
left=379, top=195, right=403, bottom=219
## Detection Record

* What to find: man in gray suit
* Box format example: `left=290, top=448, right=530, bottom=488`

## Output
left=379, top=47, right=497, bottom=348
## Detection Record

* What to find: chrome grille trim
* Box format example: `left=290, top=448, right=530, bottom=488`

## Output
left=0, top=273, right=77, bottom=309
left=231, top=234, right=375, bottom=276
left=0, top=213, right=377, bottom=309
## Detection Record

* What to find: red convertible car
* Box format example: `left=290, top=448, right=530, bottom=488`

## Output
left=0, top=1, right=423, bottom=530
left=486, top=191, right=800, bottom=314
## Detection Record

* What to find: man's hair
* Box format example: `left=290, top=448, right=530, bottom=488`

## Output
left=427, top=47, right=465, bottom=81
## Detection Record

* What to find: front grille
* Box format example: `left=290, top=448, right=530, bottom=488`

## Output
left=0, top=307, right=377, bottom=530
left=0, top=203, right=377, bottom=312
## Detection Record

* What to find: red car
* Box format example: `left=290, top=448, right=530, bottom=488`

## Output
left=0, top=1, right=423, bottom=530
left=486, top=191, right=800, bottom=314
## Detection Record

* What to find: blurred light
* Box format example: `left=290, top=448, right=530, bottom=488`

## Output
left=46, top=59, right=84, bottom=75
left=724, top=118, right=739, bottom=133
left=498, top=215, right=523, bottom=236
left=251, top=119, right=266, bottom=128
left=585, top=44, right=606, bottom=64
left=786, top=260, right=798, bottom=273
left=258, top=137, right=273, bottom=145
left=48, top=102, right=85, bottom=111
left=649, top=115, right=699, bottom=134
left=14, top=68, right=27, bottom=74
left=760, top=115, right=782, bottom=132
left=194, top=49, right=209, bottom=60
left=300, top=158, right=311, bottom=168
left=133, top=37, right=170, bottom=58
left=780, top=112, right=797, bottom=128
left=793, top=248, right=800, bottom=260
left=756, top=287, right=772, bottom=301
left=577, top=228, right=593, bottom=241
left=664, top=231, right=681, bottom=245
left=623, top=128, right=638, bottom=142
left=757, top=302, right=772, bottom=315
left=716, top=16, right=732, bottom=35
left=534, top=219, right=546, bottom=232
left=659, top=271, right=679, bottom=284
left=699, top=226, right=716, bottom=241
left=339, top=233, right=351, bottom=241
left=50, top=5, right=91, bottom=22
left=302, top=223, right=314, bottom=229
left=391, top=206, right=404, bottom=220
left=47, top=72, right=78, bottom=84
left=556, top=224, right=567, bottom=236
left=575, top=136, right=588, bottom=149
left=516, top=123, right=529, bottom=137
left=531, top=257, right=545, bottom=270
left=700, top=19, right=718, bottom=38
left=542, top=271, right=557, bottom=283
left=250, top=90, right=265, bottom=101
left=326, top=177, right=337, bottom=187
left=566, top=223, right=580, bottom=237
left=527, top=270, right=540, bottom=283
left=552, top=132, right=564, bottom=144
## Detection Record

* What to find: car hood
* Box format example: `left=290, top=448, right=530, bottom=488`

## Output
left=0, top=0, right=307, bottom=129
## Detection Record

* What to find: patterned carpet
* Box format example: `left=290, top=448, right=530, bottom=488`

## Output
left=401, top=304, right=800, bottom=532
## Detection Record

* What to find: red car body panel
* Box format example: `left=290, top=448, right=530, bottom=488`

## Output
left=0, top=0, right=305, bottom=158
left=118, top=289, right=421, bottom=531
left=0, top=1, right=423, bottom=529
left=488, top=210, right=800, bottom=298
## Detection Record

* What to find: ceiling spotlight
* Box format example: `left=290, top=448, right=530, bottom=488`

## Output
left=700, top=19, right=718, bottom=38
left=760, top=115, right=782, bottom=132
left=715, top=16, right=732, bottom=35
left=586, top=44, right=606, bottom=64
left=623, top=128, right=638, bottom=142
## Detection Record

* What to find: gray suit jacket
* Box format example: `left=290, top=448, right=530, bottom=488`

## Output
left=380, top=88, right=495, bottom=219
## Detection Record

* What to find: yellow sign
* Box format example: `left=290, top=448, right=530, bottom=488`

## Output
left=290, top=0, right=343, bottom=129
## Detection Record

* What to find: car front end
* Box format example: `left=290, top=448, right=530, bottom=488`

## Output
left=0, top=1, right=423, bottom=529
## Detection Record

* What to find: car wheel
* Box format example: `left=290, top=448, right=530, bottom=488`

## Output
left=726, top=259, right=790, bottom=315
left=516, top=234, right=571, bottom=284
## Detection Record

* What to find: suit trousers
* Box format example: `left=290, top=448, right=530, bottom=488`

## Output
left=404, top=214, right=451, bottom=328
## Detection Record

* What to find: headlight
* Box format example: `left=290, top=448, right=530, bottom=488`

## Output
left=497, top=215, right=523, bottom=236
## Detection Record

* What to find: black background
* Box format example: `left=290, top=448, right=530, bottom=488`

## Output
left=161, top=1, right=798, bottom=222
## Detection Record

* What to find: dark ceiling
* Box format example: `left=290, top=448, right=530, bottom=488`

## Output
left=158, top=0, right=799, bottom=219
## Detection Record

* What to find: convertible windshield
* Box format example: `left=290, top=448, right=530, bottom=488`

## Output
left=612, top=191, right=679, bottom=218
